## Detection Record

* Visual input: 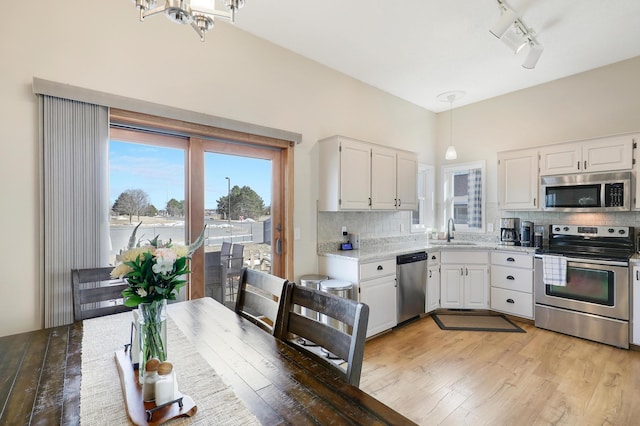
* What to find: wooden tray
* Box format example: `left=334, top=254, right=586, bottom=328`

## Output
left=114, top=349, right=197, bottom=425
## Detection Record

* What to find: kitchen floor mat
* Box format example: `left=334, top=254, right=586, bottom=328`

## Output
left=431, top=313, right=525, bottom=333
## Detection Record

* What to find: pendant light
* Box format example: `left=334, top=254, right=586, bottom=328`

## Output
left=437, top=91, right=465, bottom=161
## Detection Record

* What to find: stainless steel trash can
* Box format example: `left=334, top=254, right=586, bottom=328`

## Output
left=319, top=279, right=353, bottom=333
left=299, top=274, right=329, bottom=320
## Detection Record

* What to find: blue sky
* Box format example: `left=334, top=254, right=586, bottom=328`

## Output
left=109, top=140, right=272, bottom=210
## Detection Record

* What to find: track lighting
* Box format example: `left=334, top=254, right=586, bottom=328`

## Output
left=489, top=0, right=544, bottom=69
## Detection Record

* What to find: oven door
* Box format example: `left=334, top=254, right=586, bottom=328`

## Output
left=534, top=256, right=629, bottom=321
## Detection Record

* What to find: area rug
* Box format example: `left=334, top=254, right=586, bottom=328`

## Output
left=432, top=313, right=525, bottom=333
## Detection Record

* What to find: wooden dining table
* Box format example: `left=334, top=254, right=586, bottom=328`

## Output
left=0, top=297, right=417, bottom=425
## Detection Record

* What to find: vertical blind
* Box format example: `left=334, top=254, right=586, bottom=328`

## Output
left=41, top=95, right=110, bottom=327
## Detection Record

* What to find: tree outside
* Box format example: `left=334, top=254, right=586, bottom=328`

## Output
left=216, top=185, right=265, bottom=221
left=112, top=189, right=150, bottom=223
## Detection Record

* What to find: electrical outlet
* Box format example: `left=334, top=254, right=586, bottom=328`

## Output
left=341, top=226, right=347, bottom=236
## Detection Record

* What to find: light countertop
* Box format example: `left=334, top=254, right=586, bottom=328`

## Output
left=319, top=241, right=536, bottom=263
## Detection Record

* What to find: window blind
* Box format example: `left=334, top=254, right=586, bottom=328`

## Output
left=40, top=95, right=110, bottom=327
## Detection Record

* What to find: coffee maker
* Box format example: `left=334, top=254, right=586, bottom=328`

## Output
left=500, top=218, right=520, bottom=246
left=520, top=221, right=534, bottom=247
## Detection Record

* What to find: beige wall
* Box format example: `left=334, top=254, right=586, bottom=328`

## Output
left=0, top=1, right=435, bottom=336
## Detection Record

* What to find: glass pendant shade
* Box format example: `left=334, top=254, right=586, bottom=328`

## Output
left=445, top=145, right=457, bottom=160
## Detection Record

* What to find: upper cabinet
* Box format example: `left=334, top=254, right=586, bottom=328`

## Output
left=318, top=135, right=417, bottom=211
left=498, top=148, right=539, bottom=210
left=539, top=134, right=634, bottom=176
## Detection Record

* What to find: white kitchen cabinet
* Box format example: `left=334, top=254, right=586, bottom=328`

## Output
left=632, top=265, right=640, bottom=346
left=396, top=151, right=418, bottom=211
left=490, top=251, right=534, bottom=319
left=539, top=134, right=634, bottom=176
left=319, top=255, right=397, bottom=338
left=371, top=146, right=397, bottom=210
left=426, top=252, right=440, bottom=313
left=440, top=251, right=489, bottom=309
left=497, top=148, right=539, bottom=210
left=318, top=135, right=418, bottom=211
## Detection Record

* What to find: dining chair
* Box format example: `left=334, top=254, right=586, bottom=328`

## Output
left=234, top=268, right=288, bottom=334
left=71, top=267, right=132, bottom=322
left=275, top=282, right=370, bottom=387
left=204, top=251, right=227, bottom=304
left=226, top=243, right=245, bottom=301
left=220, top=241, right=232, bottom=265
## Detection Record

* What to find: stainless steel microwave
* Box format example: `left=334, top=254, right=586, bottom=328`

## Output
left=541, top=171, right=631, bottom=212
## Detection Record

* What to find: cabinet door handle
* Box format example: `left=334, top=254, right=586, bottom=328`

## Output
left=429, top=270, right=432, bottom=278
left=506, top=275, right=515, bottom=280
left=465, top=267, right=469, bottom=276
left=506, top=257, right=515, bottom=262
left=398, top=198, right=401, bottom=207
left=394, top=198, right=398, bottom=207
left=533, top=197, right=536, bottom=206
left=460, top=267, right=464, bottom=275
left=506, top=298, right=515, bottom=304
left=577, top=161, right=580, bottom=170
left=377, top=265, right=383, bottom=271
left=636, top=270, right=639, bottom=280
left=584, top=160, right=587, bottom=170
left=368, top=197, right=372, bottom=206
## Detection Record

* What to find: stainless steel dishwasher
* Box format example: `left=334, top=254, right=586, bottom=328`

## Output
left=396, top=251, right=428, bottom=323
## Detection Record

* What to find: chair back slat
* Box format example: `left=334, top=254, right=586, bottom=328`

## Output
left=275, top=282, right=369, bottom=387
left=72, top=267, right=133, bottom=322
left=235, top=268, right=288, bottom=334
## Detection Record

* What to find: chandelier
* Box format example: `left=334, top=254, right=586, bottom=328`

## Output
left=132, top=0, right=245, bottom=41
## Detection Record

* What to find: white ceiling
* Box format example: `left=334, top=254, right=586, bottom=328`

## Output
left=231, top=0, right=640, bottom=112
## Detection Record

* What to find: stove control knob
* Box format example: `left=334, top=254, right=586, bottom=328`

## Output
left=619, top=229, right=625, bottom=235
left=608, top=228, right=615, bottom=233
left=554, top=227, right=560, bottom=232
left=563, top=226, right=569, bottom=231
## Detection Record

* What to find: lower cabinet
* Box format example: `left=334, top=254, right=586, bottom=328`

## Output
left=440, top=251, right=489, bottom=309
left=360, top=274, right=398, bottom=337
left=319, top=255, right=397, bottom=338
left=490, top=251, right=534, bottom=319
left=632, top=265, right=640, bottom=345
left=426, top=252, right=440, bottom=313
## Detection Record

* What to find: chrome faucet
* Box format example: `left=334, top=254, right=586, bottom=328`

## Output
left=447, top=218, right=456, bottom=242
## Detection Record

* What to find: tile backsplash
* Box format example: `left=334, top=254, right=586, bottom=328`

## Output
left=317, top=208, right=640, bottom=253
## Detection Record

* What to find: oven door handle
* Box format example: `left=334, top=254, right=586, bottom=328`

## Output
left=534, top=254, right=628, bottom=267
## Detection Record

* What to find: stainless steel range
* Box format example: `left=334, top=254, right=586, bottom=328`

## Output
left=534, top=224, right=634, bottom=349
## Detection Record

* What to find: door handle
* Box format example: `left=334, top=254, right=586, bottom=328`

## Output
left=506, top=298, right=515, bottom=304
left=377, top=265, right=383, bottom=270
left=506, top=275, right=515, bottom=280
left=275, top=238, right=282, bottom=255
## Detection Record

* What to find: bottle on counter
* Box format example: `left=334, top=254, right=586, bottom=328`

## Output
left=142, top=357, right=160, bottom=402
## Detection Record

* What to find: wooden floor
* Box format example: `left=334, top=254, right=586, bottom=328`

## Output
left=360, top=314, right=640, bottom=425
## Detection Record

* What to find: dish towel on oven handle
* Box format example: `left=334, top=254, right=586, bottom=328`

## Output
left=542, top=255, right=567, bottom=286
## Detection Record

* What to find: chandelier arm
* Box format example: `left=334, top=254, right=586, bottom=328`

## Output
left=190, top=8, right=233, bottom=20
left=141, top=4, right=166, bottom=20
left=190, top=21, right=206, bottom=42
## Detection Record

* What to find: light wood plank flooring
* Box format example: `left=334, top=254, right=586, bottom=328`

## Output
left=360, top=314, right=640, bottom=425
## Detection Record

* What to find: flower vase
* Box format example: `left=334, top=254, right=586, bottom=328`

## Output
left=138, top=299, right=167, bottom=379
